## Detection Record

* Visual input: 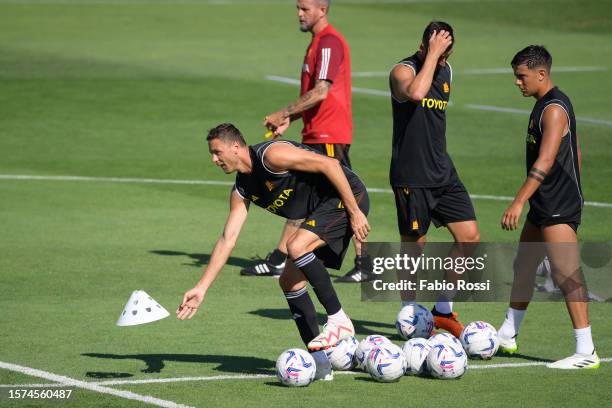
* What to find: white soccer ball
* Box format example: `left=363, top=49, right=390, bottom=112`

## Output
left=402, top=338, right=432, bottom=375
left=275, top=348, right=316, bottom=387
left=427, top=332, right=462, bottom=349
left=365, top=343, right=407, bottom=382
left=460, top=321, right=499, bottom=360
left=427, top=342, right=468, bottom=379
left=325, top=336, right=359, bottom=371
left=354, top=335, right=392, bottom=370
left=395, top=303, right=434, bottom=339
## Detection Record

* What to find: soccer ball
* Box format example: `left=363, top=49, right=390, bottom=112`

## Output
left=427, top=342, right=468, bottom=379
left=402, top=338, right=432, bottom=375
left=427, top=332, right=462, bottom=349
left=354, top=335, right=392, bottom=370
left=275, top=348, right=316, bottom=387
left=395, top=303, right=434, bottom=339
left=460, top=321, right=499, bottom=360
left=365, top=343, right=407, bottom=382
left=325, top=336, right=359, bottom=371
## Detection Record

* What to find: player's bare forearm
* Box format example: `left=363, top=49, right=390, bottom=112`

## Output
left=405, top=55, right=438, bottom=101
left=195, top=235, right=235, bottom=291
left=264, top=81, right=330, bottom=131
left=195, top=192, right=248, bottom=291
left=513, top=174, right=544, bottom=205
left=285, top=80, right=330, bottom=117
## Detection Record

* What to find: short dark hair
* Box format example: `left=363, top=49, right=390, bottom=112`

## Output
left=422, top=21, right=454, bottom=54
left=206, top=123, right=246, bottom=146
left=511, top=45, right=552, bottom=71
left=317, top=0, right=330, bottom=10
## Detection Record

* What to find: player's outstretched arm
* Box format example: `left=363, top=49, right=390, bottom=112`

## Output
left=264, top=80, right=331, bottom=136
left=501, top=105, right=566, bottom=230
left=390, top=30, right=452, bottom=102
left=263, top=143, right=370, bottom=241
left=177, top=190, right=249, bottom=320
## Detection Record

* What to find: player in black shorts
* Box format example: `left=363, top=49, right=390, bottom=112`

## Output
left=497, top=45, right=598, bottom=369
left=176, top=123, right=370, bottom=380
left=388, top=21, right=480, bottom=337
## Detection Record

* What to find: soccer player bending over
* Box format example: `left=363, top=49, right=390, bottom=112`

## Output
left=177, top=123, right=370, bottom=380
left=498, top=45, right=598, bottom=369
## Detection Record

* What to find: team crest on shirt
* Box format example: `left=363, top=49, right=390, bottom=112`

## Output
left=265, top=180, right=275, bottom=191
left=443, top=82, right=450, bottom=93
left=526, top=134, right=536, bottom=144
left=302, top=63, right=310, bottom=73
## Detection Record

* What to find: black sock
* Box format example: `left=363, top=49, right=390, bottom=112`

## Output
left=269, top=249, right=287, bottom=266
left=294, top=252, right=342, bottom=316
left=284, top=287, right=320, bottom=345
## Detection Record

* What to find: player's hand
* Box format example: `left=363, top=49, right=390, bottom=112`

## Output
left=176, top=287, right=205, bottom=320
left=264, top=110, right=289, bottom=132
left=272, top=117, right=290, bottom=137
left=501, top=200, right=524, bottom=231
left=350, top=209, right=370, bottom=242
left=428, top=30, right=453, bottom=59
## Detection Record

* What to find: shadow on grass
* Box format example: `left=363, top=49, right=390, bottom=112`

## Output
left=248, top=308, right=398, bottom=338
left=494, top=352, right=554, bottom=362
left=150, top=250, right=252, bottom=269
left=85, top=372, right=133, bottom=379
left=82, top=353, right=275, bottom=375
left=264, top=381, right=287, bottom=388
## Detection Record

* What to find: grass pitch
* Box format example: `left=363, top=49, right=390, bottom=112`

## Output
left=1, top=1, right=611, bottom=407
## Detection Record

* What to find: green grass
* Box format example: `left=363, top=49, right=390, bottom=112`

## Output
left=1, top=1, right=611, bottom=407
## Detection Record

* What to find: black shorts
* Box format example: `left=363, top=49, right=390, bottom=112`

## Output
left=306, top=143, right=352, bottom=169
left=300, top=190, right=369, bottom=270
left=526, top=210, right=580, bottom=233
left=393, top=180, right=476, bottom=237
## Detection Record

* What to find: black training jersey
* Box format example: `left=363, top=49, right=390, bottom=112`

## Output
left=233, top=140, right=366, bottom=219
left=389, top=52, right=457, bottom=188
left=526, top=87, right=583, bottom=221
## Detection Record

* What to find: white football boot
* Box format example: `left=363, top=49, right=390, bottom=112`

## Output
left=547, top=351, right=600, bottom=369
left=498, top=334, right=519, bottom=354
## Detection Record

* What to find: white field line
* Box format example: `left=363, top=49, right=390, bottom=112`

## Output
left=2, top=174, right=612, bottom=208
left=265, top=75, right=612, bottom=128
left=3, top=358, right=610, bottom=388
left=464, top=104, right=612, bottom=127
left=264, top=75, right=391, bottom=97
left=0, top=361, right=194, bottom=408
left=352, top=66, right=608, bottom=77
left=0, top=174, right=232, bottom=186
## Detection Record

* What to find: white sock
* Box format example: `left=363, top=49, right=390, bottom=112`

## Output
left=574, top=326, right=595, bottom=355
left=434, top=300, right=453, bottom=315
left=401, top=300, right=416, bottom=308
left=499, top=307, right=526, bottom=339
left=328, top=308, right=349, bottom=323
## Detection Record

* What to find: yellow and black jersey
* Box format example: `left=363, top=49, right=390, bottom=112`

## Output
left=234, top=140, right=366, bottom=219
left=389, top=52, right=457, bottom=188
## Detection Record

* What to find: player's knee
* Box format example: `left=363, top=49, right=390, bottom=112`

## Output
left=464, top=229, right=480, bottom=243
left=286, top=237, right=307, bottom=260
